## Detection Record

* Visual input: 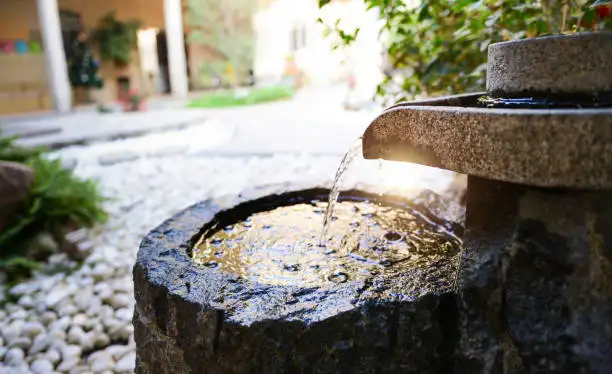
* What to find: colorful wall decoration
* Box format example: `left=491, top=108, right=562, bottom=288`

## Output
left=0, top=39, right=40, bottom=54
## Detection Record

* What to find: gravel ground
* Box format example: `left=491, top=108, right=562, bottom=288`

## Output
left=0, top=134, right=456, bottom=373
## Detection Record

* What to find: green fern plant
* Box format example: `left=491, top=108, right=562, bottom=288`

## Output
left=0, top=134, right=107, bottom=281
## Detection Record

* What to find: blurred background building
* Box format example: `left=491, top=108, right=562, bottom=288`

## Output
left=0, top=0, right=385, bottom=116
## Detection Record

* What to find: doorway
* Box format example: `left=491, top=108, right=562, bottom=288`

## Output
left=155, top=31, right=191, bottom=94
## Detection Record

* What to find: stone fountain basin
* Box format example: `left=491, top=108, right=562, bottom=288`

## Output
left=133, top=184, right=463, bottom=374
left=362, top=93, right=612, bottom=189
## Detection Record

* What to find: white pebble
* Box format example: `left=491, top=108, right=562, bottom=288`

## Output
left=91, top=263, right=114, bottom=280
left=8, top=336, right=32, bottom=350
left=45, top=348, right=61, bottom=364
left=114, top=352, right=136, bottom=372
left=29, top=334, right=52, bottom=354
left=108, top=294, right=131, bottom=309
left=61, top=344, right=82, bottom=361
left=115, top=308, right=132, bottom=322
left=57, top=358, right=80, bottom=372
left=22, top=321, right=45, bottom=338
left=72, top=313, right=89, bottom=327
left=30, top=358, right=54, bottom=374
left=93, top=332, right=111, bottom=349
left=89, top=351, right=115, bottom=373
left=18, top=295, right=35, bottom=308
left=67, top=326, right=85, bottom=345
left=40, top=311, right=58, bottom=326
left=58, top=303, right=78, bottom=317
left=4, top=347, right=25, bottom=366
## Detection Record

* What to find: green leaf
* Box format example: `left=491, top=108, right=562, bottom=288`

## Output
left=319, top=0, right=331, bottom=8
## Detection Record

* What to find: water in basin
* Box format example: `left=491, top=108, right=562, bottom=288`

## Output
left=192, top=191, right=462, bottom=287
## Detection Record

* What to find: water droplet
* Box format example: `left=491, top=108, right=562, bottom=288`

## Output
left=211, top=238, right=223, bottom=246
left=224, top=225, right=233, bottom=232
left=349, top=221, right=360, bottom=228
left=263, top=224, right=272, bottom=230
left=214, top=251, right=224, bottom=258
left=204, top=261, right=218, bottom=268
left=244, top=219, right=253, bottom=228
left=331, top=216, right=338, bottom=221
left=328, top=271, right=349, bottom=283
left=283, top=264, right=300, bottom=272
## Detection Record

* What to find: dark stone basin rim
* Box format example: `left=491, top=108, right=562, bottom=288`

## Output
left=135, top=185, right=461, bottom=326
left=386, top=92, right=612, bottom=113
left=363, top=93, right=612, bottom=189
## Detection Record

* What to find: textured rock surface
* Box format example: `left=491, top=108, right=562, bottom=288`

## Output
left=0, top=161, right=34, bottom=232
left=456, top=176, right=612, bottom=373
left=362, top=93, right=612, bottom=188
left=487, top=32, right=612, bottom=97
left=133, top=186, right=463, bottom=374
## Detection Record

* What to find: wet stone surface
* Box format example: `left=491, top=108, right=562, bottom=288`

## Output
left=134, top=187, right=464, bottom=374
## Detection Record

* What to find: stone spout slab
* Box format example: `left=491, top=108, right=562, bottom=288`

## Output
left=362, top=93, right=612, bottom=189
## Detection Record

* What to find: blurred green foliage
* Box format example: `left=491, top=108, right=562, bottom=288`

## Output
left=319, top=0, right=612, bottom=104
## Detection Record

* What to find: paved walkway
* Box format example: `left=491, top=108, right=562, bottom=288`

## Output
left=5, top=85, right=379, bottom=159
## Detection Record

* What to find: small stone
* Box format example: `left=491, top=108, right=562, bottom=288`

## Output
left=115, top=308, right=132, bottom=322
left=98, top=306, right=114, bottom=319
left=74, top=289, right=95, bottom=312
left=58, top=303, right=78, bottom=317
left=58, top=358, right=80, bottom=372
left=114, top=352, right=135, bottom=372
left=61, top=344, right=82, bottom=361
left=40, top=311, right=58, bottom=326
left=86, top=298, right=102, bottom=318
left=18, top=295, right=35, bottom=308
left=0, top=336, right=4, bottom=347
left=108, top=294, right=131, bottom=309
left=67, top=326, right=85, bottom=345
left=104, top=345, right=131, bottom=360
left=89, top=351, right=114, bottom=373
left=95, top=284, right=113, bottom=302
left=72, top=313, right=88, bottom=327
left=8, top=336, right=31, bottom=350
left=1, top=324, right=21, bottom=346
left=91, top=263, right=114, bottom=281
left=9, top=282, right=37, bottom=296
left=22, top=321, right=45, bottom=338
left=29, top=334, right=52, bottom=354
left=30, top=358, right=54, bottom=374
left=0, top=346, right=6, bottom=360
left=10, top=309, right=27, bottom=321
left=4, top=347, right=25, bottom=366
left=49, top=316, right=71, bottom=333
left=98, top=150, right=140, bottom=166
left=79, top=332, right=95, bottom=352
left=110, top=278, right=133, bottom=294
left=93, top=332, right=110, bottom=349
left=45, top=348, right=61, bottom=365
left=45, top=283, right=77, bottom=308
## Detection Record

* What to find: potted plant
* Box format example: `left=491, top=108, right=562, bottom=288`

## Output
left=120, top=89, right=146, bottom=112
left=91, top=12, right=142, bottom=68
